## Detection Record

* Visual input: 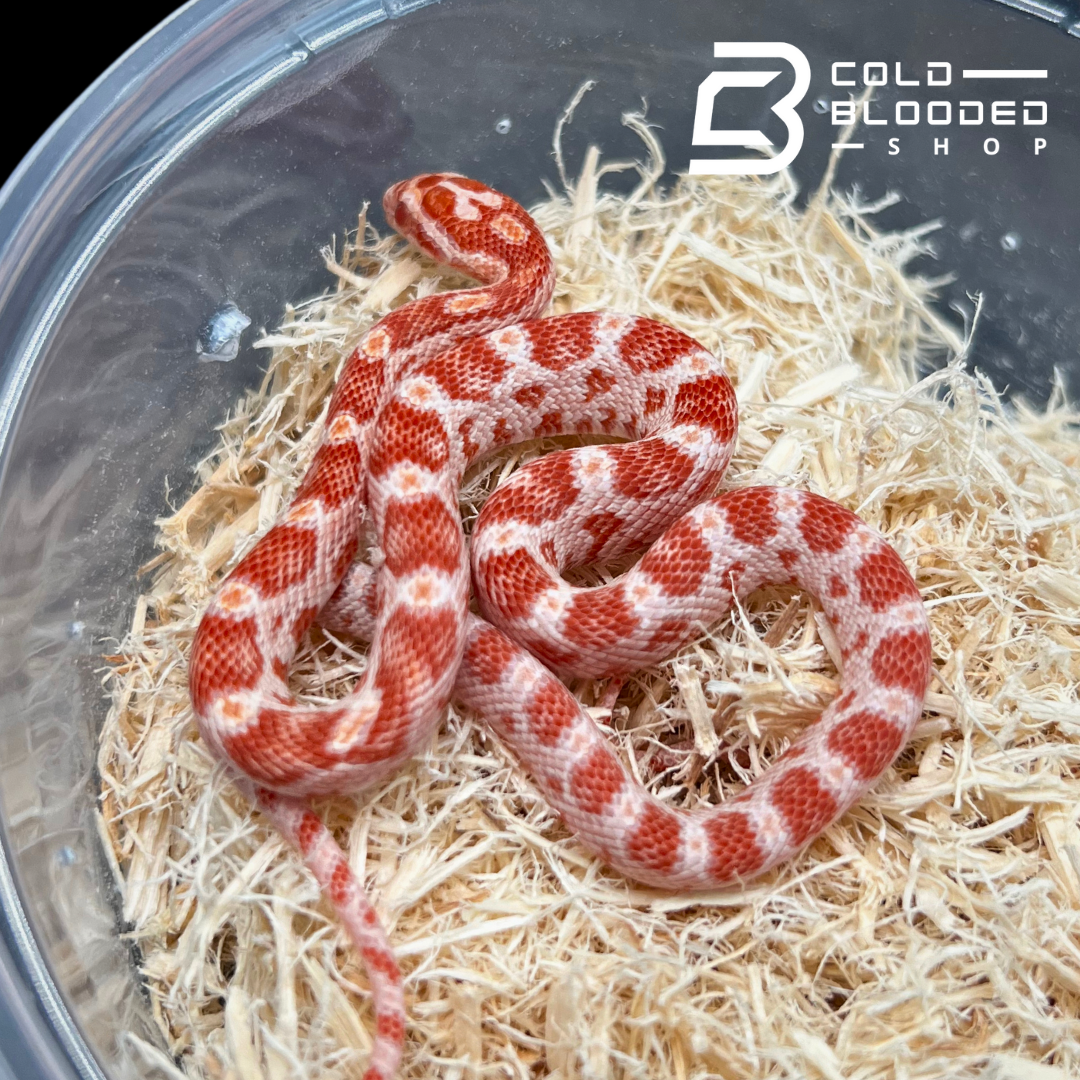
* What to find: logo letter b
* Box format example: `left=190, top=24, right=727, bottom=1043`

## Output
left=690, top=43, right=811, bottom=175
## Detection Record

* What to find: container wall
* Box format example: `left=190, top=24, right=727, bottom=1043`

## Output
left=0, top=1, right=1075, bottom=1076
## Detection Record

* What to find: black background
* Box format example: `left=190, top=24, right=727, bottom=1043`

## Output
left=3, top=4, right=182, bottom=188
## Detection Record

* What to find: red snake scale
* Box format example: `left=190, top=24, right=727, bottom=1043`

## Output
left=188, top=173, right=932, bottom=1078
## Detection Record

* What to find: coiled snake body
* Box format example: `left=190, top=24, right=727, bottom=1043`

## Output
left=189, top=174, right=932, bottom=1079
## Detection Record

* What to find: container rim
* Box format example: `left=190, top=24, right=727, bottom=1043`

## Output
left=0, top=3, right=434, bottom=1077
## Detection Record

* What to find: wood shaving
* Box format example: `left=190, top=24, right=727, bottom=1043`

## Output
left=99, top=103, right=1080, bottom=1079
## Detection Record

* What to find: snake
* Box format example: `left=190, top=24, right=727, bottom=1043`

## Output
left=188, top=173, right=932, bottom=1079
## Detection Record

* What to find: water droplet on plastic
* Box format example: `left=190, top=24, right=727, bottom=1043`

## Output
left=495, top=117, right=512, bottom=135
left=56, top=846, right=77, bottom=867
left=67, top=620, right=85, bottom=641
left=1000, top=232, right=1021, bottom=252
left=813, top=97, right=830, bottom=115
left=198, top=302, right=251, bottom=363
left=958, top=221, right=979, bottom=243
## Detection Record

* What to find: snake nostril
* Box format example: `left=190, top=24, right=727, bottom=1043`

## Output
left=382, top=180, right=413, bottom=225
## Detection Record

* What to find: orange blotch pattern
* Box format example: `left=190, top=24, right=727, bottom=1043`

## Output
left=798, top=496, right=857, bottom=553
left=827, top=710, right=906, bottom=780
left=627, top=803, right=681, bottom=873
left=528, top=318, right=600, bottom=372
left=777, top=548, right=800, bottom=574
left=581, top=510, right=626, bottom=562
left=492, top=416, right=512, bottom=445
left=315, top=609, right=460, bottom=768
left=325, top=349, right=385, bottom=424
left=370, top=398, right=450, bottom=476
left=293, top=441, right=364, bottom=509
left=288, top=604, right=320, bottom=648
left=328, top=859, right=353, bottom=906
left=476, top=548, right=552, bottom=620
left=419, top=341, right=507, bottom=401
left=584, top=366, right=617, bottom=402
left=232, top=524, right=320, bottom=598
left=479, top=453, right=579, bottom=527
left=639, top=516, right=712, bottom=597
left=190, top=612, right=263, bottom=711
left=537, top=410, right=563, bottom=435
left=457, top=417, right=480, bottom=460
left=561, top=585, right=642, bottom=653
left=382, top=494, right=462, bottom=576
left=702, top=811, right=765, bottom=881
left=619, top=320, right=690, bottom=375
left=463, top=627, right=518, bottom=686
left=722, top=488, right=779, bottom=546
left=291, top=811, right=322, bottom=855
left=612, top=440, right=695, bottom=501
left=190, top=173, right=938, bottom=1076
left=513, top=383, right=547, bottom=408
left=671, top=373, right=737, bottom=440
left=856, top=547, right=919, bottom=611
left=527, top=681, right=580, bottom=747
left=570, top=743, right=627, bottom=814
left=226, top=704, right=347, bottom=785
left=376, top=1013, right=406, bottom=1042
left=770, top=766, right=840, bottom=846
left=420, top=184, right=456, bottom=219
left=644, top=386, right=667, bottom=416
left=870, top=629, right=932, bottom=696
left=645, top=618, right=691, bottom=653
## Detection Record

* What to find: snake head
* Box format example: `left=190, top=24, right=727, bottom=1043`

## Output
left=382, top=173, right=461, bottom=244
left=382, top=173, right=546, bottom=287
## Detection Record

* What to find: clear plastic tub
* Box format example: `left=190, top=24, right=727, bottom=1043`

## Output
left=0, top=1, right=1077, bottom=1077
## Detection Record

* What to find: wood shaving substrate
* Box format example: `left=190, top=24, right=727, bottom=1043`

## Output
left=99, top=128, right=1080, bottom=1080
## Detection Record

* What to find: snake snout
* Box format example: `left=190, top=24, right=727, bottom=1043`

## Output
left=383, top=173, right=467, bottom=247
left=382, top=180, right=412, bottom=233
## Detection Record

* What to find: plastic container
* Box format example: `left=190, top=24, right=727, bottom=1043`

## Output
left=0, top=1, right=1077, bottom=1077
